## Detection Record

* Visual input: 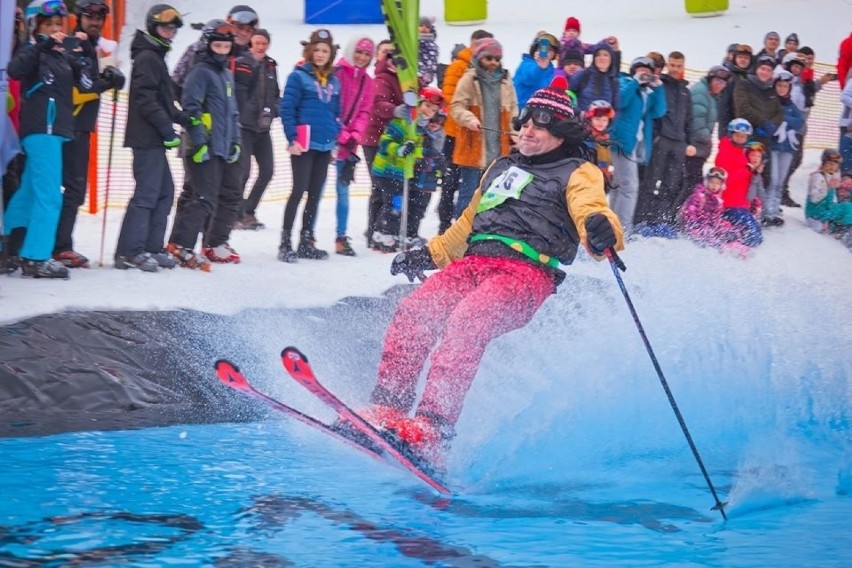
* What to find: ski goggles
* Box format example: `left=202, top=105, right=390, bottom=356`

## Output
left=228, top=9, right=258, bottom=26
left=706, top=167, right=727, bottom=182
left=209, top=22, right=237, bottom=37
left=745, top=141, right=765, bottom=153
left=586, top=104, right=614, bottom=119
left=419, top=91, right=444, bottom=107
left=517, top=107, right=557, bottom=128
left=28, top=0, right=68, bottom=19
left=150, top=7, right=182, bottom=27
left=80, top=3, right=109, bottom=18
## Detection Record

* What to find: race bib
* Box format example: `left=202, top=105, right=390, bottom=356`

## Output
left=477, top=166, right=535, bottom=213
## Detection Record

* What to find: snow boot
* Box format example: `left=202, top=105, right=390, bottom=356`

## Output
left=297, top=231, right=328, bottom=260
left=278, top=234, right=298, bottom=263
left=335, top=236, right=357, bottom=257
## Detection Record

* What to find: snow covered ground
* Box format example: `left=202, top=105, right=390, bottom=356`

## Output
left=0, top=0, right=850, bottom=324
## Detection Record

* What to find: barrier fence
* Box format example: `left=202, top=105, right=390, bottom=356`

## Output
left=85, top=61, right=844, bottom=213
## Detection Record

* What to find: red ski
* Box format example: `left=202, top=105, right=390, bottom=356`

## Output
left=214, top=359, right=385, bottom=463
left=280, top=346, right=451, bottom=496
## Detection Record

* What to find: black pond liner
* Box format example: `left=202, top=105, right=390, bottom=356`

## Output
left=0, top=284, right=416, bottom=438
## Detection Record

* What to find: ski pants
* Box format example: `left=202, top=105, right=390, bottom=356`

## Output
left=115, top=148, right=175, bottom=257
left=437, top=135, right=460, bottom=233
left=239, top=128, right=275, bottom=217
left=55, top=129, right=90, bottom=253
left=722, top=207, right=763, bottom=248
left=4, top=134, right=64, bottom=260
left=169, top=156, right=227, bottom=250
left=372, top=255, right=554, bottom=427
left=609, top=150, right=640, bottom=230
left=205, top=156, right=244, bottom=248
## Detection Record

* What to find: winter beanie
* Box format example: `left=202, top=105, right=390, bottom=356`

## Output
left=764, top=31, right=780, bottom=42
left=564, top=17, right=580, bottom=33
left=419, top=16, right=435, bottom=33
left=252, top=28, right=270, bottom=41
left=560, top=47, right=585, bottom=66
left=524, top=80, right=575, bottom=122
left=355, top=37, right=375, bottom=53
left=785, top=33, right=799, bottom=45
left=473, top=37, right=503, bottom=61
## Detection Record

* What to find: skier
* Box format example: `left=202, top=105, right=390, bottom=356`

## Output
left=360, top=80, right=624, bottom=466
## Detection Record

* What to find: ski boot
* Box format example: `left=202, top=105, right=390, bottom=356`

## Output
left=166, top=243, right=212, bottom=271
left=114, top=252, right=159, bottom=272
left=21, top=258, right=70, bottom=279
left=203, top=242, right=241, bottom=263
left=53, top=250, right=90, bottom=268
left=149, top=251, right=177, bottom=269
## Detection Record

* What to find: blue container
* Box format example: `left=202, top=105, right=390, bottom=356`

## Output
left=305, top=0, right=385, bottom=24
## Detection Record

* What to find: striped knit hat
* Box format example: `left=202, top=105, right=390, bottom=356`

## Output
left=524, top=78, right=575, bottom=122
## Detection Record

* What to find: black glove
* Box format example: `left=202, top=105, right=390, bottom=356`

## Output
left=390, top=247, right=436, bottom=282
left=397, top=140, right=415, bottom=157
left=585, top=213, right=616, bottom=256
left=101, top=65, right=126, bottom=90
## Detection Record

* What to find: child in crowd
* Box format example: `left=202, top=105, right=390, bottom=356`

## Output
left=805, top=150, right=852, bottom=245
left=679, top=167, right=749, bottom=255
left=371, top=90, right=443, bottom=251
left=554, top=47, right=585, bottom=83
left=513, top=31, right=558, bottom=109
left=714, top=118, right=763, bottom=248
left=765, top=70, right=804, bottom=227
left=409, top=97, right=446, bottom=243
left=745, top=141, right=766, bottom=222
left=583, top=99, right=615, bottom=191
left=418, top=16, right=439, bottom=87
left=558, top=16, right=618, bottom=62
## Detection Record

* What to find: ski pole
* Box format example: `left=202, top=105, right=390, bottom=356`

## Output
left=97, top=88, right=119, bottom=267
left=604, top=248, right=728, bottom=521
left=479, top=125, right=515, bottom=136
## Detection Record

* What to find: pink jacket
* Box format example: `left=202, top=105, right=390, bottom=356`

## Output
left=680, top=184, right=736, bottom=247
left=335, top=57, right=375, bottom=160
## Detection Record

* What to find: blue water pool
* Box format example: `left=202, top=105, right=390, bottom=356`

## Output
left=2, top=258, right=850, bottom=566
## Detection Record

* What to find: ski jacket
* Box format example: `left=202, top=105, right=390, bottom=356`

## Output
left=840, top=33, right=852, bottom=89
left=679, top=183, right=736, bottom=247
left=171, top=39, right=204, bottom=96
left=609, top=75, right=667, bottom=163
left=655, top=74, right=693, bottom=144
left=67, top=36, right=111, bottom=132
left=9, top=37, right=92, bottom=140
left=716, top=61, right=750, bottom=132
left=280, top=61, right=341, bottom=152
left=513, top=53, right=555, bottom=109
left=242, top=54, right=280, bottom=134
left=372, top=105, right=426, bottom=182
left=335, top=57, right=374, bottom=160
left=806, top=172, right=852, bottom=225
left=450, top=67, right=517, bottom=169
left=413, top=125, right=445, bottom=191
left=689, top=77, right=719, bottom=159
left=363, top=58, right=403, bottom=148
left=124, top=30, right=185, bottom=149
left=569, top=63, right=619, bottom=113
left=441, top=46, right=472, bottom=138
left=714, top=136, right=752, bottom=209
left=418, top=36, right=439, bottom=87
left=427, top=149, right=624, bottom=285
left=231, top=45, right=260, bottom=130
left=733, top=74, right=783, bottom=147
left=769, top=98, right=805, bottom=153
left=181, top=52, right=240, bottom=159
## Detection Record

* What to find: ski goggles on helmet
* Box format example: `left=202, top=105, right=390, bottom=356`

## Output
left=706, top=167, right=727, bottom=182
left=745, top=141, right=765, bottom=153
left=586, top=101, right=614, bottom=119
left=228, top=9, right=258, bottom=26
left=208, top=22, right=237, bottom=38
left=419, top=87, right=444, bottom=107
left=150, top=7, right=183, bottom=28
left=28, top=0, right=68, bottom=19
left=516, top=106, right=557, bottom=128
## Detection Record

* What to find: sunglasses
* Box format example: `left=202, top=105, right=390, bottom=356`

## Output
left=517, top=107, right=556, bottom=128
left=28, top=0, right=68, bottom=18
left=482, top=54, right=502, bottom=62
left=158, top=23, right=179, bottom=32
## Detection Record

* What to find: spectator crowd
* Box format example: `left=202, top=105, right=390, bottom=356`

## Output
left=2, top=2, right=851, bottom=280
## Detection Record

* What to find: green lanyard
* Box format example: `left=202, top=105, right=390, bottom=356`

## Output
left=469, top=233, right=559, bottom=268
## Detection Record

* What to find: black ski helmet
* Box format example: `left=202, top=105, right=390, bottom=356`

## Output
left=202, top=18, right=236, bottom=52
left=146, top=4, right=183, bottom=37
left=76, top=0, right=108, bottom=16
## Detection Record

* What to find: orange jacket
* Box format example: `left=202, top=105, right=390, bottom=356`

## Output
left=442, top=47, right=472, bottom=137
left=450, top=68, right=518, bottom=169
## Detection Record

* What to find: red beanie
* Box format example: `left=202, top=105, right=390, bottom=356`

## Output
left=564, top=17, right=581, bottom=33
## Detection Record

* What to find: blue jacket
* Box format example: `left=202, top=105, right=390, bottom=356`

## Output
left=569, top=66, right=619, bottom=112
left=280, top=62, right=341, bottom=152
left=769, top=98, right=805, bottom=153
left=513, top=54, right=555, bottom=109
left=610, top=75, right=667, bottom=164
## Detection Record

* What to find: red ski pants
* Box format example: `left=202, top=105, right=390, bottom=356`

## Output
left=374, top=255, right=554, bottom=427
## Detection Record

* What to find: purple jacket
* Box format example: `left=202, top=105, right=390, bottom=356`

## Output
left=363, top=58, right=403, bottom=148
left=335, top=57, right=375, bottom=160
left=680, top=184, right=737, bottom=247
